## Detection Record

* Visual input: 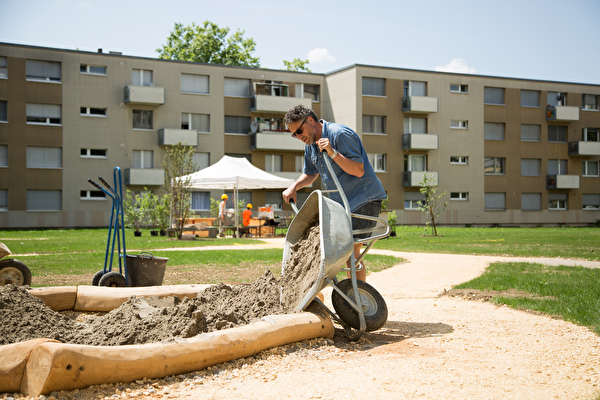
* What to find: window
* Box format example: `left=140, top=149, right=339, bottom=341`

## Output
left=582, top=160, right=599, bottom=177
left=484, top=157, right=505, bottom=175
left=404, top=117, right=426, bottom=134
left=583, top=128, right=599, bottom=142
left=81, top=148, right=108, bottom=158
left=404, top=192, right=425, bottom=210
left=521, top=124, right=541, bottom=142
left=450, top=120, right=468, bottom=129
left=80, top=190, right=106, bottom=200
left=132, top=110, right=153, bottom=130
left=521, top=159, right=541, bottom=176
left=26, top=60, right=61, bottom=82
left=0, top=56, right=6, bottom=78
left=404, top=81, right=426, bottom=97
left=548, top=125, right=567, bottom=142
left=0, top=189, right=6, bottom=210
left=265, top=192, right=283, bottom=211
left=80, top=64, right=106, bottom=75
left=0, top=100, right=6, bottom=122
left=191, top=192, right=210, bottom=211
left=362, top=77, right=385, bottom=96
left=485, top=193, right=505, bottom=210
left=363, top=115, right=385, bottom=134
left=582, top=94, right=599, bottom=111
left=583, top=194, right=600, bottom=210
left=484, top=122, right=505, bottom=140
left=181, top=74, right=209, bottom=94
left=484, top=87, right=505, bottom=105
left=132, top=69, right=153, bottom=86
left=224, top=78, right=250, bottom=97
left=80, top=107, right=107, bottom=117
left=450, top=192, right=469, bottom=201
left=27, top=146, right=62, bottom=168
left=192, top=152, right=210, bottom=171
left=225, top=116, right=251, bottom=134
left=26, top=103, right=61, bottom=125
left=405, top=154, right=426, bottom=172
left=522, top=193, right=541, bottom=211
left=295, top=155, right=304, bottom=172
left=27, top=190, right=61, bottom=211
left=182, top=113, right=210, bottom=132
left=0, top=145, right=7, bottom=167
left=450, top=156, right=468, bottom=165
left=265, top=154, right=282, bottom=172
left=450, top=84, right=468, bottom=93
left=521, top=90, right=540, bottom=107
left=548, top=92, right=566, bottom=107
left=303, top=84, right=320, bottom=101
left=368, top=153, right=387, bottom=172
left=132, top=150, right=153, bottom=169
left=548, top=193, right=567, bottom=210
left=548, top=159, right=567, bottom=175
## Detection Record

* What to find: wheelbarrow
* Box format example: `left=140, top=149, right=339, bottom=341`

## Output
left=0, top=242, right=32, bottom=286
left=282, top=156, right=390, bottom=341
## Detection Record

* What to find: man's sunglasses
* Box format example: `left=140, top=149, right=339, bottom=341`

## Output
left=291, top=117, right=308, bottom=138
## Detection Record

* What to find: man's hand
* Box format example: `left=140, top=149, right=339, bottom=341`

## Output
left=316, top=138, right=333, bottom=157
left=282, top=186, right=296, bottom=204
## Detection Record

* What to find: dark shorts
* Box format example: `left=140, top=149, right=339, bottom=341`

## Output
left=352, top=201, right=382, bottom=240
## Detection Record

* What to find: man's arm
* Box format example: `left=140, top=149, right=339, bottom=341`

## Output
left=282, top=173, right=318, bottom=204
left=316, top=138, right=364, bottom=177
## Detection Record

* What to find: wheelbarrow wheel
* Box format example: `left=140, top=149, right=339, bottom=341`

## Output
left=98, top=271, right=127, bottom=287
left=0, top=259, right=32, bottom=286
left=92, top=270, right=104, bottom=286
left=331, top=279, right=388, bottom=332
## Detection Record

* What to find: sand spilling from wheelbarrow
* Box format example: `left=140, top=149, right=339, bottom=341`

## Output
left=0, top=223, right=322, bottom=346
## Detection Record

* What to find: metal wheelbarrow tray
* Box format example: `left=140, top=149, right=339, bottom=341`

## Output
left=282, top=156, right=390, bottom=341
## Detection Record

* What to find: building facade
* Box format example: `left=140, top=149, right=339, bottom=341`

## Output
left=0, top=42, right=599, bottom=228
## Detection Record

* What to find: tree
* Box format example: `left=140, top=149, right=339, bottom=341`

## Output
left=157, top=22, right=260, bottom=68
left=163, top=143, right=197, bottom=239
left=282, top=58, right=311, bottom=73
left=417, top=173, right=447, bottom=237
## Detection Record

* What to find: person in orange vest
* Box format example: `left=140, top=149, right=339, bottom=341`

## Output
left=242, top=203, right=253, bottom=227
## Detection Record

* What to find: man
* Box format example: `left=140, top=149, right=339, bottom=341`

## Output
left=218, top=194, right=228, bottom=237
left=282, top=105, right=387, bottom=281
left=242, top=203, right=253, bottom=227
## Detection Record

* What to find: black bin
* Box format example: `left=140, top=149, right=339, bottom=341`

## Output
left=126, top=253, right=168, bottom=287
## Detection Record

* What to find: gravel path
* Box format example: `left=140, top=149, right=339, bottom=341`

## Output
left=5, top=243, right=600, bottom=400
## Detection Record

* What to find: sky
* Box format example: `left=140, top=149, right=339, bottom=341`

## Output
left=1, top=0, right=599, bottom=84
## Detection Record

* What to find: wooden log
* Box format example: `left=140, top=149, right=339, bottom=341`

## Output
left=21, top=311, right=334, bottom=397
left=29, top=286, right=78, bottom=311
left=0, top=338, right=59, bottom=393
left=74, top=284, right=211, bottom=312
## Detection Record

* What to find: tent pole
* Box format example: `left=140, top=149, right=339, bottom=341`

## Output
left=235, top=178, right=239, bottom=238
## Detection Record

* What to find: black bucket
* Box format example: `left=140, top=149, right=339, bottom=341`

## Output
left=126, top=253, right=168, bottom=287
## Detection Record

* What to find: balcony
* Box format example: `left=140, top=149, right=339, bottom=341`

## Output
left=402, top=133, right=438, bottom=150
left=250, top=95, right=311, bottom=113
left=547, top=175, right=580, bottom=189
left=402, top=171, right=438, bottom=187
left=124, top=85, right=165, bottom=106
left=158, top=128, right=198, bottom=147
left=250, top=131, right=305, bottom=151
left=402, top=96, right=438, bottom=114
left=546, top=106, right=579, bottom=122
left=124, top=168, right=164, bottom=186
left=568, top=141, right=600, bottom=156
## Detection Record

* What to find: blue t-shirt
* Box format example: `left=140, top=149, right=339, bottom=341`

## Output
left=303, top=120, right=387, bottom=211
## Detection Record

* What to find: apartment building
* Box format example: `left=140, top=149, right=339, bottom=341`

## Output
left=0, top=42, right=599, bottom=228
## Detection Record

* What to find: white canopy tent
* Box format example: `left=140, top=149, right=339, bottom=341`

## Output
left=179, top=156, right=296, bottom=237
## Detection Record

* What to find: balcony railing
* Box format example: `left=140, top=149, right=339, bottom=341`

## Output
left=546, top=174, right=580, bottom=189
left=250, top=95, right=311, bottom=113
left=158, top=128, right=198, bottom=147
left=402, top=96, right=438, bottom=114
left=124, top=85, right=165, bottom=106
left=546, top=106, right=579, bottom=122
left=402, top=133, right=439, bottom=150
left=124, top=168, right=164, bottom=186
left=402, top=171, right=438, bottom=187
left=568, top=141, right=600, bottom=156
left=250, top=130, right=305, bottom=151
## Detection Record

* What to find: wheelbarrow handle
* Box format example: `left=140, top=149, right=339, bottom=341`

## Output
left=87, top=178, right=103, bottom=191
left=289, top=199, right=300, bottom=214
left=98, top=176, right=112, bottom=190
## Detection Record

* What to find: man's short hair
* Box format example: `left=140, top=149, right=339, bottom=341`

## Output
left=284, top=105, right=318, bottom=126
